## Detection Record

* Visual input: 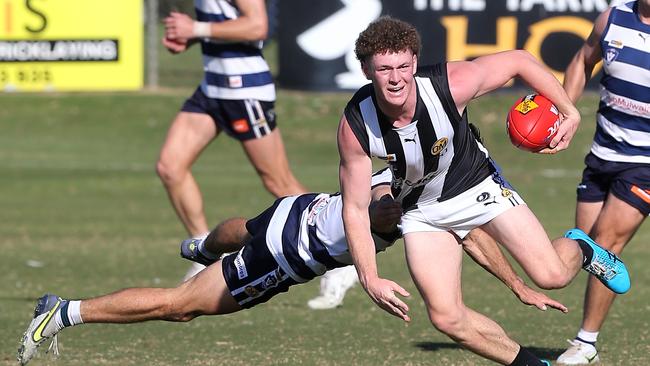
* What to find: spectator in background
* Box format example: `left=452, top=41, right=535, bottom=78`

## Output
left=557, top=1, right=650, bottom=364
left=158, top=0, right=306, bottom=280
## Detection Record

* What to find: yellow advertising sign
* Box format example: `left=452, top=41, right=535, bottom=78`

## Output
left=0, top=0, right=143, bottom=91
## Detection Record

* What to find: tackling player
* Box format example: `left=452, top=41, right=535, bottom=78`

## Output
left=18, top=170, right=567, bottom=365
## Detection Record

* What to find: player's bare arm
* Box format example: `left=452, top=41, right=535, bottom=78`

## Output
left=338, top=115, right=411, bottom=322
left=563, top=8, right=610, bottom=103
left=164, top=0, right=267, bottom=42
left=448, top=50, right=580, bottom=153
left=463, top=228, right=568, bottom=313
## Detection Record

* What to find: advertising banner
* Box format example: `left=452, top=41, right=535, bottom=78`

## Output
left=278, top=0, right=616, bottom=91
left=0, top=0, right=143, bottom=92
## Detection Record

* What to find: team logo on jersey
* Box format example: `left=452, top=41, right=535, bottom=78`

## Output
left=307, top=196, right=330, bottom=225
left=431, top=137, right=448, bottom=156
left=605, top=48, right=619, bottom=65
left=607, top=39, right=624, bottom=49
left=514, top=94, right=539, bottom=115
left=640, top=33, right=649, bottom=44
left=244, top=285, right=259, bottom=298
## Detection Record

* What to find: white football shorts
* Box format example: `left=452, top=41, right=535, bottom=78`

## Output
left=399, top=175, right=525, bottom=238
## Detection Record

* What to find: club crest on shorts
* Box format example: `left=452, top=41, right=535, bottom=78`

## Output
left=263, top=273, right=278, bottom=289
left=431, top=137, right=448, bottom=156
left=501, top=188, right=513, bottom=198
left=244, top=285, right=259, bottom=298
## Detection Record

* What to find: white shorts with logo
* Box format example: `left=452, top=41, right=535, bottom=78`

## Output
left=399, top=175, right=525, bottom=238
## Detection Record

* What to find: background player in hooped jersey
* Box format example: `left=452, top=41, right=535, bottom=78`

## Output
left=337, top=17, right=631, bottom=366
left=17, top=170, right=568, bottom=365
left=158, top=0, right=306, bottom=281
left=556, top=1, right=650, bottom=364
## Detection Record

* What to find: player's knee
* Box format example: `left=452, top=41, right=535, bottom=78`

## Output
left=530, top=268, right=569, bottom=290
left=160, top=291, right=201, bottom=322
left=427, top=308, right=466, bottom=338
left=156, top=159, right=185, bottom=186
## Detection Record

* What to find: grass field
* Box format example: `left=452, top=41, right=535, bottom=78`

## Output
left=1, top=44, right=649, bottom=365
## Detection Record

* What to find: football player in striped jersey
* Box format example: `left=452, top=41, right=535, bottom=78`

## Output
left=157, top=0, right=306, bottom=281
left=18, top=171, right=565, bottom=365
left=557, top=1, right=650, bottom=364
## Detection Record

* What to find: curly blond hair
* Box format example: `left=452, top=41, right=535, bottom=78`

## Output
left=354, top=16, right=421, bottom=63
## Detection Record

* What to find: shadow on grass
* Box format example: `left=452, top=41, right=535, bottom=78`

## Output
left=414, top=342, right=565, bottom=361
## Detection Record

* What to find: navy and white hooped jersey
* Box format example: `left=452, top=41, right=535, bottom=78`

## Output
left=194, top=0, right=275, bottom=101
left=264, top=169, right=399, bottom=283
left=344, top=63, right=492, bottom=210
left=594, top=1, right=650, bottom=163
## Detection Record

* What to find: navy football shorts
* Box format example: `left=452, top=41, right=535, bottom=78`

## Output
left=577, top=152, right=650, bottom=216
left=221, top=199, right=298, bottom=308
left=181, top=87, right=276, bottom=141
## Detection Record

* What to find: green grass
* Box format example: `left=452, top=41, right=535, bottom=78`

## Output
left=4, top=16, right=646, bottom=366
left=1, top=89, right=649, bottom=366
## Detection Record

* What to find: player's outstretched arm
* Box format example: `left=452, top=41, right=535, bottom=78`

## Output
left=463, top=228, right=568, bottom=313
left=164, top=0, right=268, bottom=43
left=448, top=50, right=580, bottom=153
left=338, top=115, right=410, bottom=322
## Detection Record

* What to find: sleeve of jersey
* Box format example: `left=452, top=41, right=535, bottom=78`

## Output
left=343, top=99, right=371, bottom=156
left=417, top=63, right=463, bottom=124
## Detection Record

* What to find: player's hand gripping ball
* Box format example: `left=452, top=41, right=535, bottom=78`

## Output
left=506, top=94, right=560, bottom=152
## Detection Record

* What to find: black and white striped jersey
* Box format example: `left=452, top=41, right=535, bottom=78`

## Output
left=344, top=63, right=492, bottom=210
left=259, top=169, right=400, bottom=282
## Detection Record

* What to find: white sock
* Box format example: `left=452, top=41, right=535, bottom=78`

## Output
left=195, top=232, right=219, bottom=260
left=52, top=300, right=83, bottom=334
left=577, top=328, right=599, bottom=344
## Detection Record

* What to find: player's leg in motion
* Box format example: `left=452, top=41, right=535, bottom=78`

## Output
left=557, top=194, right=644, bottom=365
left=18, top=263, right=240, bottom=365
left=482, top=205, right=629, bottom=294
left=181, top=217, right=250, bottom=265
left=404, top=231, right=549, bottom=365
left=242, top=127, right=307, bottom=197
left=156, top=111, right=218, bottom=280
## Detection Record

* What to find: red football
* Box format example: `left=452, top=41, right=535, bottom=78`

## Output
left=506, top=94, right=560, bottom=152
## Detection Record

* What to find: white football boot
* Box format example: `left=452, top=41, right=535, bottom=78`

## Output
left=18, top=294, right=64, bottom=365
left=307, top=266, right=359, bottom=310
left=556, top=339, right=600, bottom=365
